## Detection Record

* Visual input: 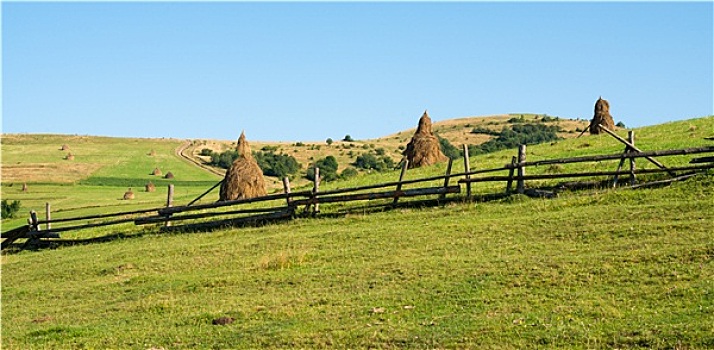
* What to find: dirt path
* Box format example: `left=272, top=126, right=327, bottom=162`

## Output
left=175, top=141, right=226, bottom=177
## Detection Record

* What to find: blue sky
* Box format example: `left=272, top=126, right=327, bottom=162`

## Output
left=2, top=2, right=712, bottom=142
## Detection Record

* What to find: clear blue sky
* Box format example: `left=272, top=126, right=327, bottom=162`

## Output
left=2, top=2, right=712, bottom=142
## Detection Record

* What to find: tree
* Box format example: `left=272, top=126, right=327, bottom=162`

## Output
left=616, top=121, right=626, bottom=128
left=326, top=138, right=334, bottom=146
left=437, top=136, right=462, bottom=160
left=343, top=135, right=354, bottom=142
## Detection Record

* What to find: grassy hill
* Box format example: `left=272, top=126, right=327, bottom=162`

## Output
left=1, top=115, right=713, bottom=348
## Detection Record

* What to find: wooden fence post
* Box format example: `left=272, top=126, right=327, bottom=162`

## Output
left=313, top=167, right=321, bottom=215
left=440, top=158, right=453, bottom=201
left=506, top=156, right=517, bottom=194
left=165, top=184, right=174, bottom=227
left=45, top=202, right=51, bottom=230
left=393, top=160, right=409, bottom=205
left=462, top=144, right=471, bottom=199
left=282, top=177, right=292, bottom=206
left=628, top=131, right=636, bottom=186
left=29, top=210, right=39, bottom=231
left=517, top=144, right=526, bottom=194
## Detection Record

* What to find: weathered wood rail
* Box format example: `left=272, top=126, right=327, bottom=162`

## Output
left=3, top=127, right=713, bottom=251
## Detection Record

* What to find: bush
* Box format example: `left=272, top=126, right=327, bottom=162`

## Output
left=1, top=199, right=21, bottom=219
left=210, top=150, right=239, bottom=169
left=200, top=148, right=214, bottom=156
left=616, top=121, right=626, bottom=128
left=469, top=123, right=562, bottom=155
left=307, top=156, right=339, bottom=182
left=353, top=153, right=395, bottom=172
left=438, top=136, right=462, bottom=160
left=343, top=135, right=354, bottom=142
left=326, top=138, right=333, bottom=145
left=470, top=126, right=500, bottom=136
left=340, top=168, right=358, bottom=180
left=254, top=151, right=301, bottom=178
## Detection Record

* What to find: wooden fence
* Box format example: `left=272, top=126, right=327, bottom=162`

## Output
left=3, top=125, right=713, bottom=251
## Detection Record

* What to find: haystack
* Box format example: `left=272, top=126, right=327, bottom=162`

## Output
left=61, top=144, right=70, bottom=151
left=164, top=172, right=174, bottom=179
left=402, top=110, right=448, bottom=168
left=148, top=149, right=156, bottom=156
left=65, top=153, right=75, bottom=161
left=152, top=167, right=162, bottom=176
left=589, top=96, right=616, bottom=134
left=145, top=182, right=156, bottom=192
left=219, top=131, right=267, bottom=201
left=123, top=188, right=135, bottom=200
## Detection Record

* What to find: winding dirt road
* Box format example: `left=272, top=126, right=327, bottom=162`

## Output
left=176, top=140, right=226, bottom=177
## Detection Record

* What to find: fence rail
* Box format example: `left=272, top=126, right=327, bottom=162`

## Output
left=3, top=128, right=713, bottom=251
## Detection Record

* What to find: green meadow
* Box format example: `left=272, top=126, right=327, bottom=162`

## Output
left=1, top=116, right=713, bottom=349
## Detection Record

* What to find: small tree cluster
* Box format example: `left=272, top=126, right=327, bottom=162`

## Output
left=468, top=123, right=562, bottom=155
left=1, top=199, right=21, bottom=219
left=254, top=151, right=301, bottom=178
left=307, top=156, right=339, bottom=182
left=353, top=153, right=395, bottom=171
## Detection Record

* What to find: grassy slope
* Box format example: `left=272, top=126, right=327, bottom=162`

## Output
left=1, top=116, right=713, bottom=349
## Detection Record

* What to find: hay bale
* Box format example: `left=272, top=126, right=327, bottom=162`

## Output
left=60, top=144, right=70, bottom=151
left=145, top=182, right=156, bottom=192
left=148, top=149, right=156, bottom=156
left=589, top=96, right=616, bottom=134
left=65, top=153, right=75, bottom=161
left=152, top=167, right=162, bottom=176
left=164, top=172, right=174, bottom=179
left=219, top=131, right=267, bottom=201
left=123, top=188, right=135, bottom=200
left=402, top=110, right=447, bottom=168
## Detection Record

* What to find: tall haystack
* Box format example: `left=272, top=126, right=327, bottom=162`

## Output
left=402, top=110, right=447, bottom=168
left=152, top=167, right=162, bottom=176
left=589, top=96, right=616, bottom=134
left=148, top=149, right=156, bottom=156
left=164, top=172, right=175, bottom=179
left=65, top=153, right=75, bottom=161
left=61, top=144, right=70, bottom=151
left=219, top=131, right=267, bottom=201
left=145, top=182, right=156, bottom=192
left=123, top=188, right=135, bottom=200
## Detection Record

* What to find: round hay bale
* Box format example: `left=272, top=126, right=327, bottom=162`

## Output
left=145, top=182, right=156, bottom=192
left=219, top=131, right=267, bottom=201
left=60, top=144, right=70, bottom=151
left=65, top=153, right=75, bottom=161
left=123, top=188, right=135, bottom=200
left=152, top=167, right=162, bottom=176
left=402, top=110, right=447, bottom=168
left=589, top=96, right=616, bottom=134
left=164, top=172, right=174, bottom=179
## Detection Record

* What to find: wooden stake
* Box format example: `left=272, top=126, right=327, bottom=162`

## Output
left=517, top=145, right=526, bottom=194
left=628, top=131, right=636, bottom=185
left=165, top=184, right=174, bottom=227
left=506, top=156, right=517, bottom=194
left=598, top=124, right=674, bottom=175
left=393, top=160, right=409, bottom=205
left=45, top=202, right=51, bottom=230
left=282, top=177, right=293, bottom=207
left=313, top=167, right=321, bottom=215
left=440, top=158, right=453, bottom=201
left=462, top=144, right=471, bottom=199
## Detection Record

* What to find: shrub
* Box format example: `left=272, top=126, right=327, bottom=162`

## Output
left=469, top=123, right=562, bottom=155
left=343, top=135, right=354, bottom=142
left=470, top=126, right=500, bottom=136
left=210, top=150, right=239, bottom=169
left=1, top=199, right=21, bottom=219
left=616, top=121, right=626, bottom=128
left=254, top=151, right=301, bottom=178
left=326, top=138, right=333, bottom=145
left=200, top=148, right=214, bottom=156
left=307, top=156, right=339, bottom=182
left=353, top=153, right=395, bottom=172
left=375, top=148, right=386, bottom=156
left=340, top=168, right=358, bottom=180
left=438, top=136, right=462, bottom=160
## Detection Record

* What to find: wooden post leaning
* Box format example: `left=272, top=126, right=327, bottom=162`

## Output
left=165, top=184, right=175, bottom=227
left=393, top=160, right=409, bottom=205
left=628, top=131, right=636, bottom=186
left=516, top=144, right=526, bottom=194
left=598, top=124, right=675, bottom=176
left=440, top=158, right=453, bottom=201
left=462, top=144, right=471, bottom=199
left=505, top=156, right=517, bottom=194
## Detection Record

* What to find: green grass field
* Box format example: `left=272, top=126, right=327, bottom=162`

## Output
left=1, top=116, right=713, bottom=348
